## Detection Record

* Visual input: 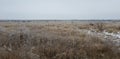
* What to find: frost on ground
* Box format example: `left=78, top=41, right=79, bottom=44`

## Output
left=86, top=29, right=120, bottom=47
left=0, top=21, right=120, bottom=59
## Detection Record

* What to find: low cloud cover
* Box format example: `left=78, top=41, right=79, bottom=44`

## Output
left=0, top=0, right=120, bottom=20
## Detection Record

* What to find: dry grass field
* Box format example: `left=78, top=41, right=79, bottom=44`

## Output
left=0, top=20, right=120, bottom=59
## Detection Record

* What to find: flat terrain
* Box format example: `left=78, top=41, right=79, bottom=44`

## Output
left=0, top=20, right=120, bottom=59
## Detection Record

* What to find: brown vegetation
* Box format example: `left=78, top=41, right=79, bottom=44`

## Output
left=0, top=21, right=120, bottom=59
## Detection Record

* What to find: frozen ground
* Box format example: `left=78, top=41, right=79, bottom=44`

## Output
left=0, top=21, right=120, bottom=59
left=86, top=29, right=120, bottom=47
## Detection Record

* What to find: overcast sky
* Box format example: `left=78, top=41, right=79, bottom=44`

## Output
left=0, top=0, right=120, bottom=20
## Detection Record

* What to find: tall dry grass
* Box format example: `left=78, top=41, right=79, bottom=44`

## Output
left=0, top=22, right=120, bottom=59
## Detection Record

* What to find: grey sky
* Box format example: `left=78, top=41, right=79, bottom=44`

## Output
left=0, top=0, right=120, bottom=20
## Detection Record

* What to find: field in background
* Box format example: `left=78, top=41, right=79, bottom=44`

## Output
left=0, top=20, right=120, bottom=59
